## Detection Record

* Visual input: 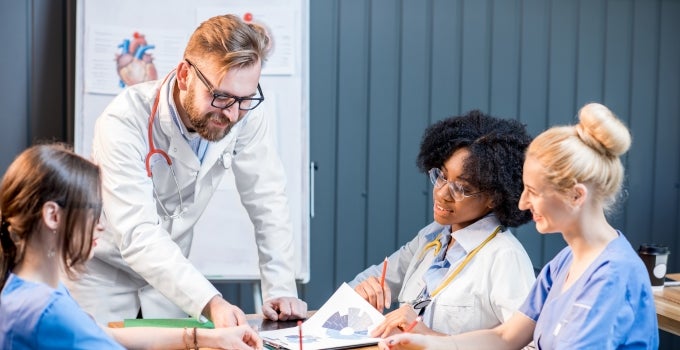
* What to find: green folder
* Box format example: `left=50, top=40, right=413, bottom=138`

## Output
left=123, top=318, right=215, bottom=329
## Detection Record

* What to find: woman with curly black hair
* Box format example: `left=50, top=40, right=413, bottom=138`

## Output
left=349, top=110, right=536, bottom=338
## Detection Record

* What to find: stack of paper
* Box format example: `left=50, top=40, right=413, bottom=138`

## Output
left=260, top=283, right=385, bottom=350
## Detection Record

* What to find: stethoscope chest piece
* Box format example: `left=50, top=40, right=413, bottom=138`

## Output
left=412, top=297, right=432, bottom=316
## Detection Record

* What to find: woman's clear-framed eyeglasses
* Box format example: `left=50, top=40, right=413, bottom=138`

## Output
left=428, top=168, right=484, bottom=201
left=185, top=58, right=264, bottom=111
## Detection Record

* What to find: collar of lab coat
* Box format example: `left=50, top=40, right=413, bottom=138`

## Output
left=450, top=214, right=502, bottom=254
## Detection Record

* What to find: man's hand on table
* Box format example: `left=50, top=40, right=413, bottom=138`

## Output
left=203, top=295, right=248, bottom=327
left=262, top=296, right=308, bottom=321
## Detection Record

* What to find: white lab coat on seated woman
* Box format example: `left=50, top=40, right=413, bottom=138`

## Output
left=350, top=215, right=535, bottom=335
left=66, top=72, right=297, bottom=323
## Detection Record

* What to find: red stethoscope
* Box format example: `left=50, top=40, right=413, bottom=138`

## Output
left=144, top=70, right=186, bottom=220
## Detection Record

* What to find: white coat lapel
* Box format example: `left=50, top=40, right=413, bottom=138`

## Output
left=155, top=74, right=200, bottom=171
left=197, top=126, right=239, bottom=183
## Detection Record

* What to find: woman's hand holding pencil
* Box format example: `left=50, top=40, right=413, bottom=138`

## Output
left=354, top=257, right=392, bottom=313
left=370, top=305, right=423, bottom=338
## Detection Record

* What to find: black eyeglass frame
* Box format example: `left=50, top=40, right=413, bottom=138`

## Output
left=185, top=58, right=264, bottom=111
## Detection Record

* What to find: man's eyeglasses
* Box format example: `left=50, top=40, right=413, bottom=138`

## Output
left=185, top=59, right=264, bottom=111
left=428, top=168, right=484, bottom=201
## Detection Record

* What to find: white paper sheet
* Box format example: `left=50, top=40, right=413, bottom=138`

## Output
left=260, top=283, right=385, bottom=350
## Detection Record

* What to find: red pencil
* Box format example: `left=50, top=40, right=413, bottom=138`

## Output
left=403, top=316, right=422, bottom=333
left=380, top=257, right=388, bottom=290
left=298, top=320, right=303, bottom=350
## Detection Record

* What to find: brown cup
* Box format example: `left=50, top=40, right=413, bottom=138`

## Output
left=638, top=244, right=670, bottom=290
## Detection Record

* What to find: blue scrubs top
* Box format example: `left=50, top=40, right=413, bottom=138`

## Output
left=1, top=273, right=124, bottom=349
left=519, top=232, right=659, bottom=349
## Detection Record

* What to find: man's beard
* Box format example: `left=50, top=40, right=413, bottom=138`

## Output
left=189, top=111, right=233, bottom=141
left=183, top=89, right=236, bottom=141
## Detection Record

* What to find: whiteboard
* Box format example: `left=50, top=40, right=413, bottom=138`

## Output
left=74, top=0, right=310, bottom=282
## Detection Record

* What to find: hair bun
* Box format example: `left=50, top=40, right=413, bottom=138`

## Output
left=575, top=103, right=631, bottom=157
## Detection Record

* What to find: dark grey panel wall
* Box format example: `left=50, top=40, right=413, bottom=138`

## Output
left=307, top=0, right=680, bottom=346
left=0, top=0, right=30, bottom=170
left=0, top=0, right=73, bottom=171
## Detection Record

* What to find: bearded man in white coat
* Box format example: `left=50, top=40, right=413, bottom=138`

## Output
left=65, top=14, right=307, bottom=327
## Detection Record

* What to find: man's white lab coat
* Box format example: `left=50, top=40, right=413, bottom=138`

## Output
left=68, top=73, right=297, bottom=323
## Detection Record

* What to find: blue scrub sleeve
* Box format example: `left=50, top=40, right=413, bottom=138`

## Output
left=36, top=294, right=124, bottom=350
left=519, top=262, right=554, bottom=322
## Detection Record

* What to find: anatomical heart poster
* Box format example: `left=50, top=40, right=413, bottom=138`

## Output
left=84, top=25, right=184, bottom=95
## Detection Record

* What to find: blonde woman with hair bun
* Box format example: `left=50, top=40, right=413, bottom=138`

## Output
left=379, top=103, right=659, bottom=350
left=529, top=102, right=631, bottom=214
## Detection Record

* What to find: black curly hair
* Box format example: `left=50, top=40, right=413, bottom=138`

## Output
left=416, top=110, right=532, bottom=227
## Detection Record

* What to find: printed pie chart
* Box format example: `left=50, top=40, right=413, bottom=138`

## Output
left=322, top=307, right=373, bottom=339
